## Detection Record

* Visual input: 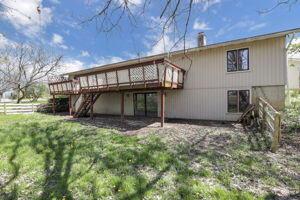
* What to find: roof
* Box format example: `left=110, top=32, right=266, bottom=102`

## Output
left=67, top=28, right=300, bottom=76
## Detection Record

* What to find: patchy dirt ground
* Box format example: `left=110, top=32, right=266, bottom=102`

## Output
left=67, top=116, right=300, bottom=199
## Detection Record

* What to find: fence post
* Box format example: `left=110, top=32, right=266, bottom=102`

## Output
left=271, top=113, right=281, bottom=153
left=32, top=103, right=34, bottom=113
left=4, top=103, right=6, bottom=115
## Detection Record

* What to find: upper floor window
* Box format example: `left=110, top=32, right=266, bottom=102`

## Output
left=227, top=48, right=249, bottom=72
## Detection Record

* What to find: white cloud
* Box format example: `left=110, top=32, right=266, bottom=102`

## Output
left=51, top=33, right=68, bottom=49
left=216, top=20, right=267, bottom=37
left=93, top=56, right=124, bottom=66
left=194, top=0, right=221, bottom=12
left=0, top=0, right=53, bottom=37
left=80, top=50, right=90, bottom=57
left=249, top=23, right=267, bottom=31
left=52, top=34, right=63, bottom=44
left=117, top=0, right=143, bottom=7
left=61, top=59, right=86, bottom=74
left=193, top=19, right=211, bottom=31
left=144, top=16, right=196, bottom=56
left=145, top=33, right=196, bottom=56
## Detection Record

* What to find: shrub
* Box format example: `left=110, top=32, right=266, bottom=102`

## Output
left=37, top=97, right=69, bottom=113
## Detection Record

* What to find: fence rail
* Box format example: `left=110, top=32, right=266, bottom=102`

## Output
left=257, top=97, right=281, bottom=152
left=0, top=103, right=40, bottom=114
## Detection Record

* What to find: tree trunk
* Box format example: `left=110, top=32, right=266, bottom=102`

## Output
left=17, top=88, right=25, bottom=103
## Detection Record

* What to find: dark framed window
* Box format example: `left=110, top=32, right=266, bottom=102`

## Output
left=227, top=48, right=249, bottom=72
left=134, top=92, right=158, bottom=117
left=227, top=90, right=250, bottom=113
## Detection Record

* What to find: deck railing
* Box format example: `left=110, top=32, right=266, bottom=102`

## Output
left=49, top=59, right=185, bottom=95
left=257, top=97, right=282, bottom=152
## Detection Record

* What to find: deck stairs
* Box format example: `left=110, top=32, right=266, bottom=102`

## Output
left=73, top=93, right=101, bottom=118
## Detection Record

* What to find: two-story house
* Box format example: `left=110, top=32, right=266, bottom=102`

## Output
left=48, top=28, right=300, bottom=126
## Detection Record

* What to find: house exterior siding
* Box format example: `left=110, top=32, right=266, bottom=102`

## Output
left=73, top=36, right=286, bottom=121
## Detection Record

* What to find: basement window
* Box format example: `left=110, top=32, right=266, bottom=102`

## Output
left=227, top=90, right=250, bottom=113
left=227, top=48, right=249, bottom=72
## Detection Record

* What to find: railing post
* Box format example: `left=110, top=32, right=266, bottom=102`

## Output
left=271, top=113, right=281, bottom=152
left=116, top=70, right=119, bottom=89
left=128, top=69, right=132, bottom=88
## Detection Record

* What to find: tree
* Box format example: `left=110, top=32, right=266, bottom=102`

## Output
left=81, top=0, right=300, bottom=52
left=25, top=83, right=49, bottom=102
left=0, top=44, right=62, bottom=103
left=81, top=0, right=196, bottom=51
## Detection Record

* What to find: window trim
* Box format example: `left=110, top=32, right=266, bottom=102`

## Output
left=227, top=48, right=250, bottom=72
left=227, top=89, right=250, bottom=113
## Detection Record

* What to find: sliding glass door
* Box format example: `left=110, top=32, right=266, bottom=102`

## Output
left=134, top=93, right=158, bottom=117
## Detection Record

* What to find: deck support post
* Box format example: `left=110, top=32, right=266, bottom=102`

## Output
left=52, top=94, right=56, bottom=114
left=160, top=90, right=165, bottom=127
left=121, top=92, right=125, bottom=123
left=69, top=95, right=72, bottom=116
left=90, top=93, right=94, bottom=119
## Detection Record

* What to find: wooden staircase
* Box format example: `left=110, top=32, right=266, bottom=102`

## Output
left=73, top=93, right=101, bottom=118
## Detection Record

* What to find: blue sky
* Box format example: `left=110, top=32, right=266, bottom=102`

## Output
left=0, top=0, right=300, bottom=72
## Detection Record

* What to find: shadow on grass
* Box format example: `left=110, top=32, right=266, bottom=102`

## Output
left=1, top=117, right=298, bottom=199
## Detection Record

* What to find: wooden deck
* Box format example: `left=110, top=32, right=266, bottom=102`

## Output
left=48, top=58, right=185, bottom=127
left=48, top=58, right=185, bottom=95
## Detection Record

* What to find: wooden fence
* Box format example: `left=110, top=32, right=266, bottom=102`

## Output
left=0, top=103, right=39, bottom=115
left=257, top=97, right=282, bottom=152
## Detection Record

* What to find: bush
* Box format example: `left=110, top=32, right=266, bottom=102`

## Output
left=37, top=97, right=69, bottom=113
left=284, top=90, right=300, bottom=134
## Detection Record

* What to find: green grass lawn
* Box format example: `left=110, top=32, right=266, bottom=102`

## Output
left=0, top=114, right=299, bottom=200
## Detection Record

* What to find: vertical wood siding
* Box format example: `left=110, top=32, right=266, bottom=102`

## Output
left=164, top=36, right=286, bottom=121
left=75, top=37, right=286, bottom=121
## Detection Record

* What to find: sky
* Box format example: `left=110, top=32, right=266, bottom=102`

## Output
left=0, top=0, right=300, bottom=73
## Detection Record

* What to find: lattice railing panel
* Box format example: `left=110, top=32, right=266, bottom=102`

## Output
left=88, top=75, right=97, bottom=87
left=144, top=65, right=157, bottom=80
left=62, top=83, right=67, bottom=91
left=107, top=71, right=117, bottom=85
left=80, top=77, right=88, bottom=87
left=97, top=74, right=106, bottom=87
left=130, top=67, right=143, bottom=82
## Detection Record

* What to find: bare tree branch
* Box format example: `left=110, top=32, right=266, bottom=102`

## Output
left=258, top=0, right=299, bottom=14
left=0, top=44, right=63, bottom=103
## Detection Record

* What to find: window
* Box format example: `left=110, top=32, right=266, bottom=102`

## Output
left=227, top=90, right=250, bottom=113
left=227, top=48, right=249, bottom=72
